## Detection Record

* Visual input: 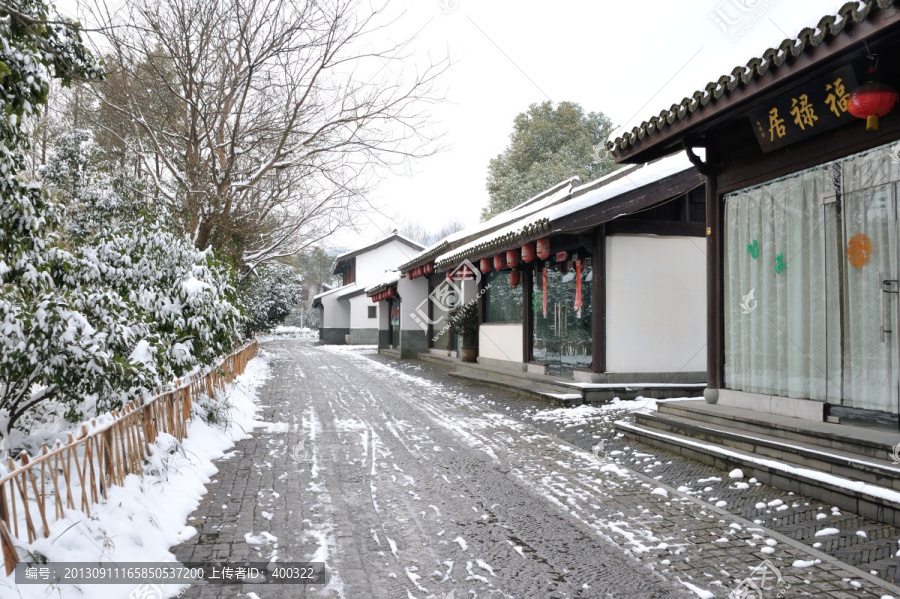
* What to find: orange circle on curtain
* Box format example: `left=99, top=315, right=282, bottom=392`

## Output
left=846, top=233, right=873, bottom=268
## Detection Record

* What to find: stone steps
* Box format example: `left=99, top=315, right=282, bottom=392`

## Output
left=657, top=400, right=898, bottom=459
left=634, top=410, right=900, bottom=492
left=615, top=417, right=900, bottom=527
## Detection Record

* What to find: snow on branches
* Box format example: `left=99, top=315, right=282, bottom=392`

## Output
left=0, top=0, right=242, bottom=441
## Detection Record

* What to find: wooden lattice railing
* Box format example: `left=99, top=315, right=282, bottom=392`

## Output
left=0, top=340, right=259, bottom=575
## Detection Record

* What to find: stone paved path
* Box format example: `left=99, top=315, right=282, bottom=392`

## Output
left=172, top=339, right=900, bottom=598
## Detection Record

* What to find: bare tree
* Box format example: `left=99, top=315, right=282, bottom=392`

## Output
left=86, top=0, right=448, bottom=274
left=432, top=217, right=465, bottom=243
left=398, top=217, right=465, bottom=247
left=397, top=220, right=430, bottom=246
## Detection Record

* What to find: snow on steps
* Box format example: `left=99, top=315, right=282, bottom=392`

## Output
left=615, top=419, right=900, bottom=528
left=657, top=400, right=897, bottom=459
left=421, top=352, right=706, bottom=406
left=634, top=410, right=900, bottom=491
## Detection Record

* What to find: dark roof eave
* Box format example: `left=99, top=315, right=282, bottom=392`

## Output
left=612, top=1, right=900, bottom=164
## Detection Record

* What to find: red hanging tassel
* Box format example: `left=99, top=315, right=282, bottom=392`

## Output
left=574, top=260, right=583, bottom=317
left=542, top=266, right=548, bottom=317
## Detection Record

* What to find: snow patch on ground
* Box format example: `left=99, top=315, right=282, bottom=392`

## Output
left=0, top=353, right=272, bottom=599
left=678, top=578, right=715, bottom=598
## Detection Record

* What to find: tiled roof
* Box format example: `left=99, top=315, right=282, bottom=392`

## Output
left=364, top=271, right=402, bottom=296
left=434, top=219, right=551, bottom=271
left=396, top=177, right=580, bottom=273
left=434, top=154, right=695, bottom=271
left=607, top=0, right=896, bottom=155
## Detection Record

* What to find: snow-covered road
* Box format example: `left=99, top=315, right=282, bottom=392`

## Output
left=175, top=339, right=683, bottom=598
left=173, top=339, right=899, bottom=599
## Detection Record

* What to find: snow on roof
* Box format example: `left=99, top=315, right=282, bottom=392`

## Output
left=398, top=177, right=580, bottom=271
left=332, top=232, right=424, bottom=263
left=553, top=152, right=695, bottom=219
left=434, top=153, right=694, bottom=267
left=364, top=270, right=402, bottom=294
left=334, top=283, right=366, bottom=299
left=313, top=283, right=355, bottom=301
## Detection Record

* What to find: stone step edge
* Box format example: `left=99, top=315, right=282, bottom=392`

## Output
left=447, top=371, right=582, bottom=405
left=636, top=411, right=900, bottom=478
left=447, top=368, right=578, bottom=395
left=615, top=420, right=900, bottom=512
left=659, top=402, right=896, bottom=453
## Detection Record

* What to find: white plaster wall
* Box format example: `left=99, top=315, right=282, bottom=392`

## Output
left=479, top=323, right=523, bottom=364
left=321, top=292, right=350, bottom=328
left=398, top=276, right=429, bottom=332
left=605, top=235, right=706, bottom=373
left=349, top=295, right=377, bottom=329
left=355, top=240, right=421, bottom=287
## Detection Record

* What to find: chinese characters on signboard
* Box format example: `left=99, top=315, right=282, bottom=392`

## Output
left=748, top=64, right=859, bottom=152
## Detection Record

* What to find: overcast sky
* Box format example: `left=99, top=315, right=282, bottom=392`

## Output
left=61, top=0, right=852, bottom=252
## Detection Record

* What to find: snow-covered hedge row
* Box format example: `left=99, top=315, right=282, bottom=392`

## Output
left=0, top=0, right=242, bottom=441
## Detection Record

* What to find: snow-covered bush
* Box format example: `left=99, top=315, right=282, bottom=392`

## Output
left=72, top=226, right=243, bottom=382
left=42, top=128, right=154, bottom=243
left=241, top=262, right=304, bottom=336
left=0, top=0, right=242, bottom=441
left=0, top=0, right=105, bottom=436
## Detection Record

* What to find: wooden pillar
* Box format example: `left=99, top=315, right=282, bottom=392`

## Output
left=707, top=172, right=723, bottom=388
left=522, top=265, right=533, bottom=363
left=591, top=226, right=606, bottom=374
left=477, top=270, right=485, bottom=324
left=427, top=276, right=434, bottom=348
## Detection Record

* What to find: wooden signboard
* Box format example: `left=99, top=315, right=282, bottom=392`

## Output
left=747, top=64, right=860, bottom=153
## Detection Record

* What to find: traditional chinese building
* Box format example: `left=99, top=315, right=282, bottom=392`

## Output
left=368, top=154, right=708, bottom=402
left=312, top=233, right=423, bottom=344
left=609, top=2, right=900, bottom=525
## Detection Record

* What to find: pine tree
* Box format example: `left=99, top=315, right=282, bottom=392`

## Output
left=482, top=102, right=618, bottom=220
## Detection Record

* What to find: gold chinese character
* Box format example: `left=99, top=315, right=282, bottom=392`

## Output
left=768, top=107, right=786, bottom=141
left=790, top=94, right=818, bottom=130
left=824, top=77, right=849, bottom=117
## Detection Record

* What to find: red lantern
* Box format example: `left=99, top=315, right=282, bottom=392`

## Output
left=848, top=81, right=898, bottom=131
left=521, top=242, right=535, bottom=263
left=479, top=257, right=492, bottom=273
left=536, top=238, right=551, bottom=260
left=389, top=287, right=395, bottom=298
left=506, top=249, right=519, bottom=268
left=493, top=253, right=507, bottom=271
left=371, top=295, right=376, bottom=303
left=424, top=262, right=434, bottom=275
left=510, top=269, right=520, bottom=288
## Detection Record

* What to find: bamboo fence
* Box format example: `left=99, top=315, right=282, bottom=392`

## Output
left=0, top=340, right=259, bottom=575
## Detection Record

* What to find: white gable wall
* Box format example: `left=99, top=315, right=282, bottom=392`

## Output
left=320, top=292, right=350, bottom=328
left=354, top=240, right=420, bottom=288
